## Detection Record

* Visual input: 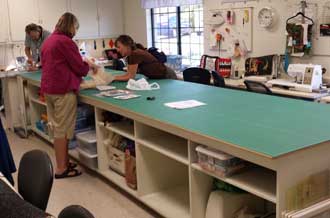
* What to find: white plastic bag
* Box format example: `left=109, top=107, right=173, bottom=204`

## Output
left=126, top=78, right=160, bottom=90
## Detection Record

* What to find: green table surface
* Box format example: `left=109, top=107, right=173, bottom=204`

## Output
left=21, top=70, right=330, bottom=158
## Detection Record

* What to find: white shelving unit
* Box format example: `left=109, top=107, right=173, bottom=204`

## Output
left=31, top=126, right=53, bottom=143
left=30, top=97, right=47, bottom=107
left=97, top=121, right=134, bottom=140
left=191, top=163, right=277, bottom=203
left=25, top=80, right=285, bottom=218
left=97, top=169, right=138, bottom=197
left=141, top=186, right=190, bottom=218
left=135, top=122, right=189, bottom=165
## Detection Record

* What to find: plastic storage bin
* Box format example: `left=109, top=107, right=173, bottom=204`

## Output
left=76, top=130, right=97, bottom=155
left=77, top=148, right=98, bottom=169
left=196, top=146, right=246, bottom=177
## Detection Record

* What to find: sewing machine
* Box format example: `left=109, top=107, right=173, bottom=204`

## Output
left=267, top=64, right=322, bottom=92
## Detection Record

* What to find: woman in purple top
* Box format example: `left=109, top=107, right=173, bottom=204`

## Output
left=41, top=12, right=97, bottom=179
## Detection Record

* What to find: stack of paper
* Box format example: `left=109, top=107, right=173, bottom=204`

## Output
left=164, top=100, right=206, bottom=109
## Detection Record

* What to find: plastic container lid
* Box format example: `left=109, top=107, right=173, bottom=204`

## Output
left=77, top=147, right=98, bottom=158
left=196, top=146, right=235, bottom=161
left=76, top=130, right=97, bottom=144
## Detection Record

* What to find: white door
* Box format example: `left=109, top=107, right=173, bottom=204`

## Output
left=97, top=0, right=124, bottom=38
left=38, top=0, right=68, bottom=33
left=0, top=0, right=8, bottom=42
left=70, top=0, right=98, bottom=39
left=8, top=0, right=39, bottom=41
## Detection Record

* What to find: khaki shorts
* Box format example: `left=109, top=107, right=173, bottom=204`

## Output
left=45, top=92, right=77, bottom=140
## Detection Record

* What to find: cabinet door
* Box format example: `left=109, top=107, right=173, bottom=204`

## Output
left=0, top=0, right=8, bottom=42
left=8, top=0, right=38, bottom=41
left=97, top=0, right=124, bottom=38
left=38, top=0, right=68, bottom=33
left=70, top=0, right=98, bottom=39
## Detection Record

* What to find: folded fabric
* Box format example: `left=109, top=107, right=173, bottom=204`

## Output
left=80, top=68, right=114, bottom=90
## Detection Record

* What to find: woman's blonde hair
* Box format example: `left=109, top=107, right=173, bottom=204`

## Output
left=55, top=12, right=79, bottom=37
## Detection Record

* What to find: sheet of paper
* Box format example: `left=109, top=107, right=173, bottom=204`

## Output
left=164, top=100, right=206, bottom=110
left=96, top=85, right=116, bottom=91
left=113, top=94, right=141, bottom=100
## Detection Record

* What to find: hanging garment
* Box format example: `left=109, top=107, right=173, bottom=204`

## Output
left=286, top=23, right=313, bottom=56
left=0, top=118, right=16, bottom=185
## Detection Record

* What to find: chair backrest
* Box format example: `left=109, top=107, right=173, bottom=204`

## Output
left=183, top=67, right=211, bottom=85
left=211, top=71, right=226, bottom=88
left=244, top=80, right=272, bottom=95
left=18, top=150, right=53, bottom=211
left=58, top=205, right=95, bottom=218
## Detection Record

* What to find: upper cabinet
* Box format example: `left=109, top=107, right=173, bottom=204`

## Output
left=8, top=0, right=39, bottom=41
left=97, top=0, right=124, bottom=38
left=38, top=0, right=68, bottom=33
left=70, top=0, right=99, bottom=39
left=0, top=0, right=8, bottom=42
left=6, top=0, right=123, bottom=41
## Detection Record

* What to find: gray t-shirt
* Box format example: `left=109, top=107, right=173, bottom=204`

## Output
left=25, top=29, right=51, bottom=63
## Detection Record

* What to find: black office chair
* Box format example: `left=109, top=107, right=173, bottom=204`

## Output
left=183, top=67, right=211, bottom=85
left=244, top=80, right=272, bottom=95
left=18, top=150, right=53, bottom=211
left=58, top=205, right=95, bottom=218
left=211, top=71, right=226, bottom=88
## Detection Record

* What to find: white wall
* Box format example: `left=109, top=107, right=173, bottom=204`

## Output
left=123, top=0, right=148, bottom=46
left=204, top=0, right=330, bottom=79
left=121, top=0, right=330, bottom=79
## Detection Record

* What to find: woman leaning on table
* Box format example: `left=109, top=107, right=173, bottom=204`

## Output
left=41, top=12, right=98, bottom=179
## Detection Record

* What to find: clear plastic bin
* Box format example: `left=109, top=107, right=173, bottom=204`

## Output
left=76, top=130, right=97, bottom=155
left=77, top=147, right=98, bottom=169
left=196, top=146, right=246, bottom=177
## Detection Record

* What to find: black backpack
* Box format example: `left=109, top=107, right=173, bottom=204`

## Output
left=147, top=47, right=167, bottom=63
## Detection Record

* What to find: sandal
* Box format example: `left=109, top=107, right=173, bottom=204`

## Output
left=68, top=162, right=78, bottom=169
left=55, top=168, right=82, bottom=179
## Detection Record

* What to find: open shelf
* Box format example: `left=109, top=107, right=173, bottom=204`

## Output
left=97, top=121, right=134, bottom=140
left=137, top=134, right=188, bottom=165
left=30, top=97, right=47, bottom=107
left=141, top=186, right=190, bottom=218
left=135, top=122, right=188, bottom=165
left=192, top=163, right=277, bottom=203
left=98, top=169, right=138, bottom=198
left=32, top=126, right=53, bottom=143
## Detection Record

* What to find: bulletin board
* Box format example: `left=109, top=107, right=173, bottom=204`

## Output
left=205, top=7, right=253, bottom=54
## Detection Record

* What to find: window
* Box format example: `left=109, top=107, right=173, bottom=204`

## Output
left=151, top=4, right=203, bottom=68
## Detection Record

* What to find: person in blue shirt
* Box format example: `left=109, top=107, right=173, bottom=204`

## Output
left=0, top=118, right=16, bottom=185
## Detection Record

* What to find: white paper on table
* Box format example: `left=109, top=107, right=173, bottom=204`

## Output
left=164, top=100, right=206, bottom=110
left=96, top=85, right=116, bottom=91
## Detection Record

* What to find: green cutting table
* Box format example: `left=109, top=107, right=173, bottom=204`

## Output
left=20, top=70, right=330, bottom=218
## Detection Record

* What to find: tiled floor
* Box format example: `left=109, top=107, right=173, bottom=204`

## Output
left=6, top=129, right=160, bottom=218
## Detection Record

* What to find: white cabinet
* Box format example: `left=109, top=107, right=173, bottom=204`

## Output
left=6, top=0, right=123, bottom=41
left=8, top=0, right=39, bottom=41
left=38, top=0, right=68, bottom=33
left=70, top=0, right=99, bottom=39
left=97, top=0, right=124, bottom=38
left=0, top=0, right=8, bottom=42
